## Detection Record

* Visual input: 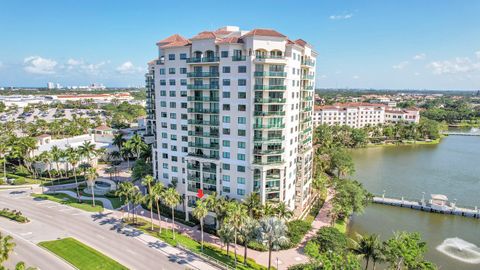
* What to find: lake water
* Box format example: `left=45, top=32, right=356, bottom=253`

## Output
left=348, top=134, right=480, bottom=269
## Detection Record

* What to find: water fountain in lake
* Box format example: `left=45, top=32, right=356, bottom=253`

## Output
left=436, top=238, right=480, bottom=264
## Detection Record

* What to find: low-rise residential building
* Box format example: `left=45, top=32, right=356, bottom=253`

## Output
left=385, top=108, right=420, bottom=124
left=314, top=103, right=386, bottom=128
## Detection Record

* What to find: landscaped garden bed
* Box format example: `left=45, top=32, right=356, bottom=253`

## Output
left=0, top=208, right=29, bottom=223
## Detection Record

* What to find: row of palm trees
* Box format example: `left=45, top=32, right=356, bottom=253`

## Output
left=116, top=176, right=292, bottom=270
left=112, top=133, right=149, bottom=168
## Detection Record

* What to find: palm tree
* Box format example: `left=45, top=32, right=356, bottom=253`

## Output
left=151, top=182, right=165, bottom=233
left=163, top=187, right=181, bottom=239
left=85, top=167, right=98, bottom=207
left=192, top=199, right=208, bottom=251
left=242, top=192, right=262, bottom=219
left=116, top=182, right=135, bottom=220
left=0, top=232, right=15, bottom=265
left=218, top=222, right=235, bottom=255
left=275, top=202, right=293, bottom=221
left=50, top=145, right=63, bottom=178
left=239, top=217, right=258, bottom=266
left=350, top=233, right=383, bottom=270
left=257, top=217, right=289, bottom=270
left=261, top=203, right=276, bottom=218
left=130, top=187, right=144, bottom=224
left=113, top=133, right=125, bottom=152
left=39, top=151, right=53, bottom=181
left=128, top=134, right=147, bottom=160
left=66, top=147, right=81, bottom=202
left=144, top=193, right=157, bottom=230
left=121, top=141, right=132, bottom=168
left=78, top=141, right=97, bottom=166
left=142, top=175, right=154, bottom=194
left=0, top=142, right=10, bottom=181
left=226, top=201, right=248, bottom=265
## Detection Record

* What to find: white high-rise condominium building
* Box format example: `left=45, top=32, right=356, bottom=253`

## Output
left=146, top=26, right=317, bottom=220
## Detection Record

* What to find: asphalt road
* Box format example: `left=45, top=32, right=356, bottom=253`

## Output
left=0, top=188, right=217, bottom=270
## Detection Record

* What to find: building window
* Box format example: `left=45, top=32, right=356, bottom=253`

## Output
left=168, top=54, right=175, bottom=60
left=223, top=66, right=231, bottom=73
left=238, top=66, right=247, bottom=73
left=223, top=116, right=230, bottom=123
left=237, top=189, right=245, bottom=196
left=221, top=51, right=229, bottom=58
left=222, top=163, right=230, bottom=170
left=222, top=152, right=230, bottom=159
left=223, top=79, right=230, bottom=86
left=238, top=92, right=246, bottom=99
left=238, top=79, right=246, bottom=86
left=237, top=165, right=245, bottom=172
left=222, top=175, right=230, bottom=182
left=159, top=69, right=165, bottom=75
left=169, top=91, right=175, bottom=97
left=238, top=105, right=246, bottom=111
left=180, top=53, right=187, bottom=60
left=223, top=128, right=230, bottom=135
left=169, top=79, right=175, bottom=85
left=223, top=92, right=230, bottom=98
left=180, top=68, right=187, bottom=74
left=238, top=141, right=245, bottom=149
left=238, top=129, right=246, bottom=136
left=223, top=140, right=230, bottom=147
left=223, top=104, right=230, bottom=111
left=160, top=80, right=166, bottom=86
left=169, top=68, right=175, bottom=74
left=237, top=177, right=245, bottom=184
left=237, top=154, right=245, bottom=161
left=180, top=79, right=187, bottom=85
left=223, top=186, right=230, bottom=193
left=238, top=117, right=246, bottom=124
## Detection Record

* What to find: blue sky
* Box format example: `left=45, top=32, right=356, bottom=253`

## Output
left=1, top=0, right=479, bottom=90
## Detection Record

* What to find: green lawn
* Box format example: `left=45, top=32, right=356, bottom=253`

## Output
left=334, top=219, right=347, bottom=234
left=39, top=238, right=128, bottom=270
left=129, top=220, right=270, bottom=270
left=31, top=193, right=104, bottom=212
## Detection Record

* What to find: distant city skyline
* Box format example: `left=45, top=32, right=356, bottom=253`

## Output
left=1, top=0, right=479, bottom=90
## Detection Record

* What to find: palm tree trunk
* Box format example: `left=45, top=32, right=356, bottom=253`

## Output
left=226, top=243, right=230, bottom=255
left=155, top=200, right=162, bottom=233
left=150, top=206, right=154, bottom=231
left=3, top=157, right=6, bottom=181
left=365, top=259, right=369, bottom=270
left=73, top=167, right=80, bottom=202
left=200, top=219, right=204, bottom=251
left=244, top=240, right=248, bottom=266
left=373, top=261, right=376, bottom=270
left=234, top=233, right=238, bottom=265
left=91, top=184, right=96, bottom=207
left=268, top=247, right=272, bottom=270
left=126, top=201, right=130, bottom=221
left=171, top=207, right=175, bottom=240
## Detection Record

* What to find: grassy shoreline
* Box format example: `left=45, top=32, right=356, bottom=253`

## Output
left=366, top=138, right=442, bottom=148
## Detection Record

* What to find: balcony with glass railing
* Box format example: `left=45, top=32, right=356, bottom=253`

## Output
left=303, top=137, right=312, bottom=144
left=253, top=156, right=284, bottom=165
left=301, top=74, right=315, bottom=80
left=254, top=85, right=287, bottom=90
left=303, top=127, right=312, bottom=134
left=188, top=108, right=219, bottom=114
left=188, top=142, right=219, bottom=150
left=187, top=84, right=219, bottom=90
left=188, top=131, right=219, bottom=138
left=232, top=55, right=246, bottom=61
left=187, top=96, right=219, bottom=102
left=301, top=59, right=315, bottom=67
left=253, top=135, right=284, bottom=142
left=186, top=57, right=220, bottom=63
left=187, top=72, right=220, bottom=78
left=303, top=117, right=312, bottom=123
left=303, top=96, right=313, bottom=101
left=302, top=85, right=314, bottom=90
left=304, top=106, right=312, bottom=112
left=253, top=123, right=285, bottom=129
left=254, top=71, right=287, bottom=77
left=254, top=148, right=284, bottom=155
left=188, top=152, right=220, bottom=160
left=254, top=110, right=285, bottom=116
left=188, top=119, right=220, bottom=126
left=254, top=98, right=286, bottom=104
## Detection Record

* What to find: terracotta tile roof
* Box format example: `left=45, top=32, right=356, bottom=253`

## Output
left=316, top=103, right=387, bottom=111
left=191, top=31, right=217, bottom=40
left=242, top=29, right=287, bottom=38
left=294, top=39, right=307, bottom=47
left=287, top=39, right=295, bottom=45
left=216, top=37, right=243, bottom=44
left=156, top=34, right=188, bottom=46
left=37, top=134, right=51, bottom=139
left=95, top=125, right=113, bottom=131
left=160, top=40, right=191, bottom=48
left=213, top=29, right=233, bottom=36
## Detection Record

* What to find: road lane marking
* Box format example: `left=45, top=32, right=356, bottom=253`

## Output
left=20, top=232, right=33, bottom=236
left=126, top=249, right=137, bottom=255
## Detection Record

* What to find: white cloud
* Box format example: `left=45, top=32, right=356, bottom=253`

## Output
left=392, top=61, right=409, bottom=70
left=414, top=72, right=421, bottom=76
left=413, top=53, right=426, bottom=60
left=352, top=75, right=360, bottom=79
left=116, top=61, right=143, bottom=74
left=24, top=56, right=57, bottom=74
left=63, top=58, right=107, bottom=75
left=428, top=56, right=480, bottom=75
left=476, top=51, right=480, bottom=59
left=329, top=14, right=353, bottom=20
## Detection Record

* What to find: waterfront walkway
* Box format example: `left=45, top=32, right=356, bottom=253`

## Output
left=129, top=189, right=335, bottom=269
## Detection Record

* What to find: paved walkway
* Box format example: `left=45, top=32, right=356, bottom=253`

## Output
left=130, top=189, right=335, bottom=270
left=46, top=189, right=115, bottom=210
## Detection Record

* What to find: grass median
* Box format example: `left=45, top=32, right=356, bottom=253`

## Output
left=39, top=237, right=128, bottom=270
left=31, top=193, right=104, bottom=212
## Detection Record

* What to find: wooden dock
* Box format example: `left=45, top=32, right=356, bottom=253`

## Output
left=372, top=196, right=480, bottom=219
